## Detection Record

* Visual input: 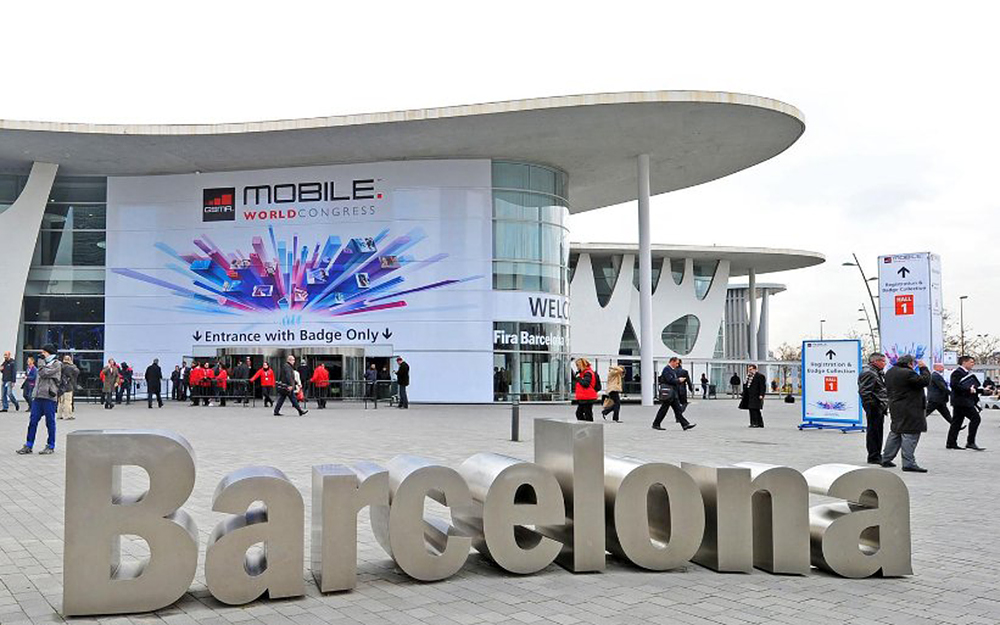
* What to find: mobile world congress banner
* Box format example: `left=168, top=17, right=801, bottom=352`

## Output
left=800, top=339, right=863, bottom=432
left=105, top=160, right=505, bottom=402
left=878, top=252, right=943, bottom=365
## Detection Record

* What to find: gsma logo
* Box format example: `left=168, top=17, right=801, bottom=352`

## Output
left=203, top=188, right=236, bottom=222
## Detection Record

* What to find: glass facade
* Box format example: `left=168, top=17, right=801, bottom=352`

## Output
left=492, top=162, right=571, bottom=401
left=492, top=162, right=570, bottom=296
left=1, top=174, right=109, bottom=395
left=661, top=314, right=701, bottom=355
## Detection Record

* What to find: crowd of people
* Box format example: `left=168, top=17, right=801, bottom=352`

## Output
left=859, top=352, right=988, bottom=473
left=2, top=350, right=413, bottom=455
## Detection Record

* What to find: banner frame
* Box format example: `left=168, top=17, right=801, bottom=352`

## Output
left=798, top=338, right=864, bottom=433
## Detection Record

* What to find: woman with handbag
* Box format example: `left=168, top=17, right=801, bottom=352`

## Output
left=572, top=358, right=597, bottom=421
left=601, top=364, right=624, bottom=422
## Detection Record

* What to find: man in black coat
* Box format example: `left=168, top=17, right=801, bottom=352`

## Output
left=233, top=357, right=251, bottom=405
left=858, top=353, right=889, bottom=464
left=145, top=359, right=163, bottom=409
left=881, top=354, right=931, bottom=472
left=739, top=364, right=767, bottom=428
left=273, top=355, right=307, bottom=417
left=925, top=362, right=953, bottom=425
left=652, top=357, right=695, bottom=431
left=676, top=359, right=694, bottom=407
left=395, top=356, right=410, bottom=409
left=947, top=355, right=986, bottom=451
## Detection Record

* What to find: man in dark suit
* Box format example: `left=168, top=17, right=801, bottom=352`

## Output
left=144, top=359, right=163, bottom=409
left=274, top=355, right=308, bottom=417
left=948, top=355, right=986, bottom=451
left=652, top=357, right=695, bottom=431
left=925, top=362, right=953, bottom=425
left=881, top=354, right=931, bottom=472
left=395, top=356, right=410, bottom=409
left=858, top=353, right=889, bottom=463
left=676, top=359, right=694, bottom=407
left=739, top=364, right=767, bottom=428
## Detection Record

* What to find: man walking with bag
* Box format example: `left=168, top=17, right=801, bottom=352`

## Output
left=652, top=357, right=695, bottom=431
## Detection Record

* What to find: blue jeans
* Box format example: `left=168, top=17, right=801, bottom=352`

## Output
left=26, top=398, right=57, bottom=450
left=2, top=381, right=18, bottom=410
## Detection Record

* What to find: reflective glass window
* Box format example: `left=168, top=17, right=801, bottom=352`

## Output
left=24, top=278, right=105, bottom=295
left=632, top=256, right=665, bottom=293
left=671, top=259, right=685, bottom=284
left=34, top=231, right=106, bottom=266
left=693, top=260, right=718, bottom=300
left=48, top=176, right=107, bottom=203
left=591, top=255, right=621, bottom=307
left=661, top=314, right=701, bottom=355
left=23, top=296, right=104, bottom=323
left=22, top=324, right=105, bottom=351
left=42, top=204, right=106, bottom=230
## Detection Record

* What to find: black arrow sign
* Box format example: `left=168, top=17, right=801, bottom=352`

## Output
left=826, top=349, right=837, bottom=360
left=192, top=331, right=203, bottom=341
left=382, top=328, right=393, bottom=340
left=897, top=266, right=910, bottom=278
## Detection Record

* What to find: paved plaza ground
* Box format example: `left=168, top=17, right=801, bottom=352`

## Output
left=0, top=396, right=997, bottom=625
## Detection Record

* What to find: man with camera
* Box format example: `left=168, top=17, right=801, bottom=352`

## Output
left=16, top=344, right=62, bottom=455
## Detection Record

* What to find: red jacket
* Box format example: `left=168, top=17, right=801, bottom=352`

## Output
left=189, top=367, right=203, bottom=386
left=216, top=369, right=228, bottom=390
left=574, top=367, right=598, bottom=402
left=250, top=367, right=275, bottom=387
left=200, top=367, right=215, bottom=386
left=310, top=366, right=330, bottom=388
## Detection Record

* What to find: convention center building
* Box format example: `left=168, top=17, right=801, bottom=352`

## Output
left=0, top=90, right=811, bottom=404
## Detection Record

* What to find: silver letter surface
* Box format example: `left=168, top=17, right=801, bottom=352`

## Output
left=804, top=464, right=912, bottom=578
left=605, top=457, right=705, bottom=570
left=533, top=419, right=605, bottom=572
left=734, top=462, right=810, bottom=575
left=63, top=430, right=199, bottom=616
left=311, top=462, right=389, bottom=592
left=455, top=453, right=564, bottom=574
left=205, top=467, right=305, bottom=604
left=371, top=456, right=473, bottom=581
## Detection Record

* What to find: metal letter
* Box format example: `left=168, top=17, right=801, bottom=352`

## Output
left=804, top=463, right=912, bottom=578
left=682, top=463, right=753, bottom=572
left=205, top=467, right=305, bottom=604
left=734, top=462, right=811, bottom=575
left=533, top=419, right=605, bottom=572
left=455, top=453, right=564, bottom=574
left=370, top=456, right=473, bottom=581
left=63, top=430, right=199, bottom=616
left=605, top=456, right=704, bottom=570
left=311, top=462, right=389, bottom=592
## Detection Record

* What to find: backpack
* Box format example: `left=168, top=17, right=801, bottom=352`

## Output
left=593, top=371, right=602, bottom=393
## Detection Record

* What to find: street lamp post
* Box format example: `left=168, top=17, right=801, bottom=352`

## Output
left=842, top=254, right=881, bottom=341
left=960, top=295, right=969, bottom=355
left=858, top=305, right=876, bottom=353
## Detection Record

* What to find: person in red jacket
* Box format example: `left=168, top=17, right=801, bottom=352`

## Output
left=310, top=363, right=330, bottom=409
left=250, top=362, right=275, bottom=407
left=189, top=361, right=203, bottom=407
left=215, top=365, right=229, bottom=407
left=200, top=362, right=215, bottom=406
left=573, top=358, right=598, bottom=422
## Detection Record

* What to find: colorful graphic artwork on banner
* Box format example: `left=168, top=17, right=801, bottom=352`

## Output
left=800, top=339, right=863, bottom=432
left=878, top=252, right=943, bottom=365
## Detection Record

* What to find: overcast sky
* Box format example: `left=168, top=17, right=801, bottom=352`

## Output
left=5, top=2, right=997, bottom=350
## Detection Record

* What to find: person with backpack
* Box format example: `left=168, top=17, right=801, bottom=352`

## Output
left=57, top=355, right=79, bottom=420
left=572, top=358, right=598, bottom=421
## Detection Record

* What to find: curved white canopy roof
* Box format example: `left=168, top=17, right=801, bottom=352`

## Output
left=0, top=91, right=804, bottom=213
left=570, top=242, right=824, bottom=276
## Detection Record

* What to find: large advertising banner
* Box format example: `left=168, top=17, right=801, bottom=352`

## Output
left=800, top=339, right=863, bottom=431
left=105, top=160, right=496, bottom=402
left=878, top=252, right=943, bottom=365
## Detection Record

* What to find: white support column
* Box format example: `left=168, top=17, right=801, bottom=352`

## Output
left=757, top=289, right=770, bottom=361
left=637, top=154, right=653, bottom=406
left=748, top=268, right=758, bottom=362
left=0, top=162, right=58, bottom=356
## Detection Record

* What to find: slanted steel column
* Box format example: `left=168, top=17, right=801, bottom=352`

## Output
left=637, top=154, right=653, bottom=406
left=748, top=268, right=758, bottom=362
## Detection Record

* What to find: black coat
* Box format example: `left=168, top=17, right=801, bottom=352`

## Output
left=278, top=362, right=296, bottom=389
left=927, top=371, right=949, bottom=405
left=884, top=364, right=930, bottom=433
left=950, top=367, right=981, bottom=408
left=676, top=367, right=693, bottom=401
left=739, top=372, right=766, bottom=410
left=396, top=361, right=410, bottom=387
left=145, top=364, right=163, bottom=387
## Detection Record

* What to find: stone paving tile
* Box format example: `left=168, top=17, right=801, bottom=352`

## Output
left=0, top=399, right=996, bottom=624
